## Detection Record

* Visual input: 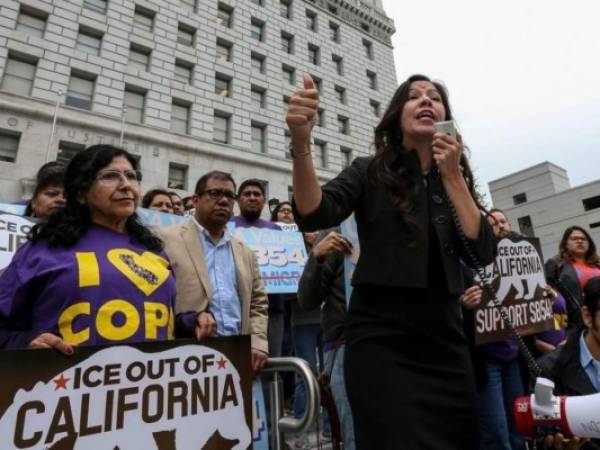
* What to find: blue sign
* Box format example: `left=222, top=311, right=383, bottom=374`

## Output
left=0, top=203, right=26, bottom=216
left=252, top=380, right=269, bottom=450
left=136, top=207, right=188, bottom=228
left=340, top=214, right=359, bottom=306
left=231, top=226, right=307, bottom=294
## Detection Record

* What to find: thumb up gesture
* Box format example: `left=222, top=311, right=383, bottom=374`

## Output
left=286, top=74, right=319, bottom=150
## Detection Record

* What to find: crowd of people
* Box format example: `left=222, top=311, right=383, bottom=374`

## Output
left=0, top=73, right=598, bottom=450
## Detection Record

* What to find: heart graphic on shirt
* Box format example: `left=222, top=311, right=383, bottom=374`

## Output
left=107, top=248, right=170, bottom=296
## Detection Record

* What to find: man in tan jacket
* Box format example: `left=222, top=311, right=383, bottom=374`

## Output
left=159, top=170, right=269, bottom=373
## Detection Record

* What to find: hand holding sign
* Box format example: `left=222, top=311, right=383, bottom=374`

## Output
left=28, top=333, right=74, bottom=355
left=286, top=74, right=319, bottom=151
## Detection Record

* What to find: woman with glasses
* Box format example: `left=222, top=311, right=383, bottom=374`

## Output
left=0, top=145, right=176, bottom=351
left=546, top=225, right=600, bottom=332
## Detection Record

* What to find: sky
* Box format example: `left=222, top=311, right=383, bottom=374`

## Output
left=380, top=0, right=600, bottom=201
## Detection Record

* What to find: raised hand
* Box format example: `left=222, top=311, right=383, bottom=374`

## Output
left=286, top=74, right=319, bottom=151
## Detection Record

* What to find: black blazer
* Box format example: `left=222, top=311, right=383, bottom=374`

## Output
left=545, top=258, right=584, bottom=332
left=295, top=156, right=496, bottom=295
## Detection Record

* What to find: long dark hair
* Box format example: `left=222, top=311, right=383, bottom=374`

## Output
left=270, top=201, right=292, bottom=222
left=30, top=144, right=163, bottom=251
left=368, top=74, right=480, bottom=236
left=553, top=225, right=600, bottom=268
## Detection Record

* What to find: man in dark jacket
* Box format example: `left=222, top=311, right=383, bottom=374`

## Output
left=538, top=276, right=600, bottom=450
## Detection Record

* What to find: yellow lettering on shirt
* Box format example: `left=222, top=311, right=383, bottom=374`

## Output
left=144, top=302, right=169, bottom=339
left=106, top=249, right=170, bottom=296
left=168, top=307, right=175, bottom=339
left=96, top=299, right=139, bottom=341
left=58, top=302, right=91, bottom=345
left=75, top=252, right=100, bottom=287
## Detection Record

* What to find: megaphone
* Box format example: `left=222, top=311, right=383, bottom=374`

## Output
left=514, top=377, right=600, bottom=439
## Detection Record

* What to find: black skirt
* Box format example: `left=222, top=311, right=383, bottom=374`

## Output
left=345, top=285, right=478, bottom=450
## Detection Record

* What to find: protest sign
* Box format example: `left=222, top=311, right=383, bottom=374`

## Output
left=0, top=337, right=252, bottom=450
left=0, top=213, right=35, bottom=273
left=232, top=226, right=307, bottom=294
left=252, top=380, right=269, bottom=450
left=474, top=235, right=554, bottom=345
left=340, top=214, right=359, bottom=306
left=275, top=222, right=299, bottom=232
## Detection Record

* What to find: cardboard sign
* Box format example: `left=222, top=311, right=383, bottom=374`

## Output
left=0, top=213, right=35, bottom=273
left=275, top=222, right=299, bottom=232
left=232, top=227, right=307, bottom=294
left=0, top=203, right=26, bottom=216
left=474, top=236, right=554, bottom=345
left=0, top=337, right=253, bottom=450
left=340, top=214, right=359, bottom=306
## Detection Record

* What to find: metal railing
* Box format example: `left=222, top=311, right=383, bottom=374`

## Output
left=263, top=357, right=321, bottom=450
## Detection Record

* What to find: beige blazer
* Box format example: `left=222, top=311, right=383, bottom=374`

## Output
left=158, top=220, right=269, bottom=354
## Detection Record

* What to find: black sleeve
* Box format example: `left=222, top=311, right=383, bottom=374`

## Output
left=544, top=258, right=559, bottom=287
left=293, top=157, right=368, bottom=232
left=457, top=214, right=498, bottom=268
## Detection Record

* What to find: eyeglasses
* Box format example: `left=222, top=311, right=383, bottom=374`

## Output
left=569, top=236, right=588, bottom=242
left=200, top=188, right=237, bottom=201
left=95, top=170, right=142, bottom=185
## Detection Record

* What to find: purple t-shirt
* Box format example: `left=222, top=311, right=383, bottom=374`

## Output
left=0, top=224, right=176, bottom=349
left=231, top=216, right=282, bottom=230
left=536, top=294, right=568, bottom=347
left=480, top=338, right=520, bottom=362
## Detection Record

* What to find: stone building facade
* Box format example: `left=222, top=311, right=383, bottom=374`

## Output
left=0, top=0, right=397, bottom=203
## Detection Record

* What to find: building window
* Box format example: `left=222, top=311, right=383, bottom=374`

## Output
left=281, top=32, right=294, bottom=54
left=513, top=192, right=527, bottom=205
left=124, top=87, right=145, bottom=123
left=518, top=216, right=534, bottom=237
left=57, top=141, right=85, bottom=164
left=363, top=39, right=373, bottom=60
left=180, top=0, right=195, bottom=11
left=251, top=18, right=264, bottom=41
left=168, top=163, right=188, bottom=190
left=171, top=101, right=190, bottom=134
left=0, top=130, right=20, bottom=163
left=251, top=52, right=266, bottom=74
left=280, top=0, right=292, bottom=19
left=216, top=39, right=232, bottom=62
left=329, top=21, right=339, bottom=42
left=337, top=115, right=348, bottom=134
left=213, top=113, right=230, bottom=143
left=251, top=0, right=263, bottom=5
left=332, top=54, right=343, bottom=76
left=16, top=7, right=46, bottom=38
left=316, top=108, right=324, bottom=127
left=217, top=3, right=232, bottom=28
left=133, top=6, right=154, bottom=33
left=361, top=22, right=370, bottom=32
left=590, top=221, right=600, bottom=229
left=251, top=86, right=265, bottom=108
left=66, top=72, right=95, bottom=110
left=328, top=4, right=338, bottom=14
left=177, top=23, right=195, bottom=46
left=76, top=27, right=102, bottom=55
left=307, top=44, right=320, bottom=65
left=215, top=74, right=231, bottom=97
left=251, top=122, right=266, bottom=153
left=83, top=0, right=107, bottom=14
left=367, top=70, right=377, bottom=90
left=282, top=65, right=295, bottom=85
left=305, top=10, right=317, bottom=31
left=341, top=147, right=352, bottom=168
left=1, top=55, right=37, bottom=96
left=583, top=195, right=600, bottom=211
left=128, top=44, right=150, bottom=71
left=370, top=99, right=380, bottom=117
left=287, top=185, right=293, bottom=201
left=335, top=85, right=346, bottom=104
left=311, top=75, right=322, bottom=92
left=174, top=59, right=193, bottom=84
left=284, top=130, right=292, bottom=159
left=313, top=140, right=326, bottom=168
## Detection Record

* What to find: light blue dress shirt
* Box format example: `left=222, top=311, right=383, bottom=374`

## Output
left=193, top=219, right=242, bottom=336
left=579, top=331, right=600, bottom=391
